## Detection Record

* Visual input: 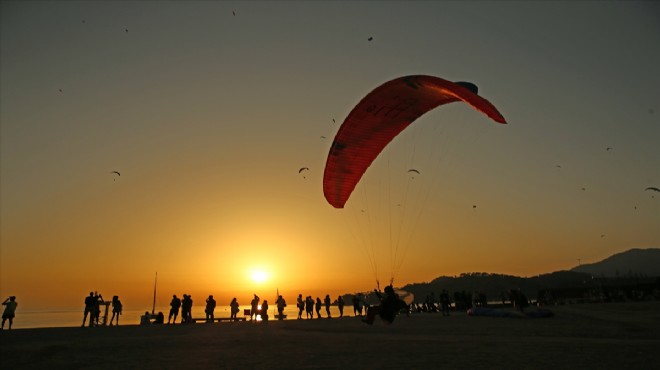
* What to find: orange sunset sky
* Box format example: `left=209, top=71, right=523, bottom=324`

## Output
left=1, top=1, right=658, bottom=310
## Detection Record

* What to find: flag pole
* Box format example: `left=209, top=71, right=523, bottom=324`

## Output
left=152, top=272, right=158, bottom=315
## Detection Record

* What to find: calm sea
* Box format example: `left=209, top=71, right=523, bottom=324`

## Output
left=9, top=305, right=351, bottom=329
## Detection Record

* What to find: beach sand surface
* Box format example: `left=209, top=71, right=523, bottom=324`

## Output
left=2, top=301, right=660, bottom=369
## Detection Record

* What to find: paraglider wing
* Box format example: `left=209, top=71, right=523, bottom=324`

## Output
left=323, top=75, right=507, bottom=208
left=111, top=171, right=121, bottom=176
left=645, top=187, right=660, bottom=192
left=298, top=167, right=310, bottom=173
left=407, top=169, right=420, bottom=174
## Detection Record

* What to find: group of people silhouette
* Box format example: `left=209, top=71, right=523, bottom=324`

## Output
left=295, top=294, right=347, bottom=319
left=76, top=285, right=406, bottom=327
left=81, top=292, right=124, bottom=327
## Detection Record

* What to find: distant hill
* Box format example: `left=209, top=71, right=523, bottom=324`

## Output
left=387, top=248, right=660, bottom=303
left=571, top=248, right=660, bottom=277
left=398, top=270, right=595, bottom=303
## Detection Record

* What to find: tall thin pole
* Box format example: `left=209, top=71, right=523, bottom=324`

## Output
left=152, top=272, right=158, bottom=315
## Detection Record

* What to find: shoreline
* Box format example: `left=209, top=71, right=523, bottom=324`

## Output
left=2, top=301, right=660, bottom=369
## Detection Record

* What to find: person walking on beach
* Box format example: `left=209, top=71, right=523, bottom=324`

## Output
left=205, top=295, right=216, bottom=323
left=337, top=295, right=345, bottom=318
left=230, top=298, right=240, bottom=320
left=110, top=295, right=123, bottom=326
left=297, top=294, right=304, bottom=319
left=315, top=297, right=322, bottom=318
left=82, top=292, right=96, bottom=327
left=1, top=296, right=18, bottom=330
left=250, top=294, right=260, bottom=321
left=168, top=295, right=181, bottom=324
left=324, top=295, right=332, bottom=318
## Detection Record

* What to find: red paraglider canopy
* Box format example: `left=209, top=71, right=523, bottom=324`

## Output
left=323, top=75, right=507, bottom=208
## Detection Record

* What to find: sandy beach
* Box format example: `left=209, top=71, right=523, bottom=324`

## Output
left=2, top=301, right=660, bottom=369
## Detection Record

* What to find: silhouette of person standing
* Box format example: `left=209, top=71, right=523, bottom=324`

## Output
left=315, top=297, right=322, bottom=318
left=250, top=294, right=260, bottom=321
left=297, top=294, right=304, bottom=319
left=261, top=300, right=269, bottom=322
left=93, top=293, right=104, bottom=326
left=82, top=292, right=96, bottom=327
left=337, top=295, right=345, bottom=318
left=305, top=296, right=314, bottom=319
left=440, top=290, right=451, bottom=316
left=181, top=294, right=193, bottom=324
left=110, top=295, right=123, bottom=326
left=324, top=295, right=332, bottom=318
left=1, top=296, right=18, bottom=330
left=352, top=294, right=361, bottom=317
left=276, top=295, right=286, bottom=320
left=230, top=298, right=240, bottom=320
left=168, top=295, right=181, bottom=324
left=205, top=295, right=216, bottom=322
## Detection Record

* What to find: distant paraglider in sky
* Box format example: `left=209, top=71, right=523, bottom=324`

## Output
left=407, top=169, right=420, bottom=174
left=110, top=171, right=120, bottom=181
left=323, top=75, right=507, bottom=209
left=645, top=187, right=660, bottom=192
left=298, top=167, right=310, bottom=179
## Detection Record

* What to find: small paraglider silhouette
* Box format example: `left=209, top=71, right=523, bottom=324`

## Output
left=645, top=187, right=660, bottom=192
left=110, top=171, right=121, bottom=181
left=298, top=167, right=310, bottom=179
left=407, top=169, right=420, bottom=179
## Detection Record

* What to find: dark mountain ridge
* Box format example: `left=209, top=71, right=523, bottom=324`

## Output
left=571, top=248, right=660, bottom=277
left=395, top=248, right=660, bottom=303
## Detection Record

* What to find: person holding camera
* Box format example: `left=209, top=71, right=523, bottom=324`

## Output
left=2, top=296, right=18, bottom=330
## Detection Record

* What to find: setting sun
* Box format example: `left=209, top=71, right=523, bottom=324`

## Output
left=250, top=270, right=269, bottom=284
